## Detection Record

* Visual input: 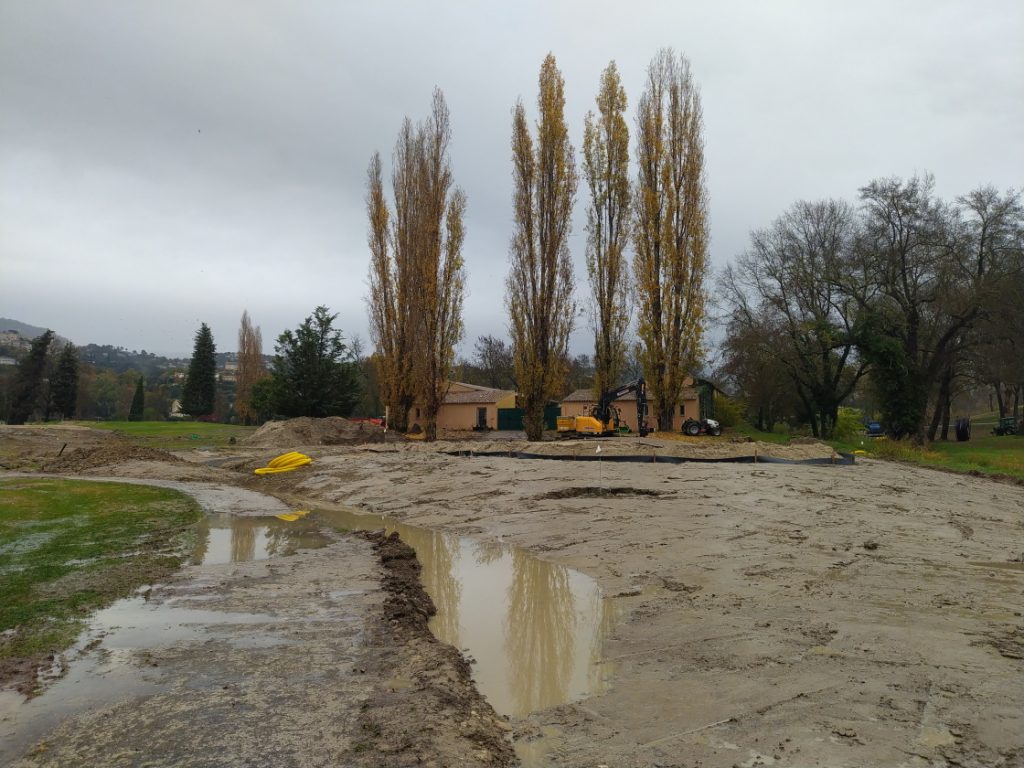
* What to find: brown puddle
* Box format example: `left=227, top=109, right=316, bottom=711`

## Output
left=0, top=592, right=280, bottom=764
left=2, top=503, right=617, bottom=763
left=192, top=513, right=330, bottom=565
left=314, top=506, right=618, bottom=718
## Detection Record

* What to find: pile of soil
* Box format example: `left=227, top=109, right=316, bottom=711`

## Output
left=433, top=435, right=839, bottom=461
left=0, top=424, right=114, bottom=470
left=44, top=443, right=184, bottom=472
left=245, top=417, right=384, bottom=447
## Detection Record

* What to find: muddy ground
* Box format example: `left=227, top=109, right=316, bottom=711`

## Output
left=2, top=425, right=1023, bottom=767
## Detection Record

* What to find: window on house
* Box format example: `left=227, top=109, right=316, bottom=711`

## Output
left=415, top=408, right=420, bottom=418
left=679, top=404, right=685, bottom=416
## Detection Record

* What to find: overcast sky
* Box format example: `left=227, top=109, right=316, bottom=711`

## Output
left=2, top=1, right=1022, bottom=358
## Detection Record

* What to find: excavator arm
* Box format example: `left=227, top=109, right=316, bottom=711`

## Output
left=591, top=377, right=650, bottom=437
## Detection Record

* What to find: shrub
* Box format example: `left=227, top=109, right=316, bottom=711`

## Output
left=834, top=406, right=865, bottom=441
left=714, top=395, right=742, bottom=428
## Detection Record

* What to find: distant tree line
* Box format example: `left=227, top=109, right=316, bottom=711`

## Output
left=720, top=175, right=1023, bottom=442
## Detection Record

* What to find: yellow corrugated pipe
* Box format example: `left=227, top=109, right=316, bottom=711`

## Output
left=254, top=451, right=313, bottom=475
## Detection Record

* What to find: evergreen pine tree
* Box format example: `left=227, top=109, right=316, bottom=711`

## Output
left=128, top=375, right=145, bottom=421
left=51, top=344, right=80, bottom=420
left=8, top=330, right=55, bottom=425
left=263, top=307, right=361, bottom=417
left=181, top=323, right=217, bottom=417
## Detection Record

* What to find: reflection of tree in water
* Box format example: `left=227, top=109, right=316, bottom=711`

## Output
left=473, top=539, right=506, bottom=566
left=190, top=518, right=210, bottom=564
left=230, top=520, right=258, bottom=562
left=409, top=527, right=461, bottom=648
left=505, top=549, right=576, bottom=713
left=586, top=592, right=616, bottom=694
left=263, top=522, right=292, bottom=557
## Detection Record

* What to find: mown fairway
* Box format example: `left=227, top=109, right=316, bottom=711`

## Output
left=75, top=420, right=256, bottom=449
left=0, top=478, right=202, bottom=686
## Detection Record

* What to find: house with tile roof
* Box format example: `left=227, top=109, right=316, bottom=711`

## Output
left=407, top=381, right=517, bottom=433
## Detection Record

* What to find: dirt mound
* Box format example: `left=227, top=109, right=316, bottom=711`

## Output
left=244, top=417, right=384, bottom=447
left=44, top=443, right=183, bottom=472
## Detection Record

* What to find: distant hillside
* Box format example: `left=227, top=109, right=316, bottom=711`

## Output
left=0, top=318, right=71, bottom=357
left=0, top=317, right=52, bottom=340
left=0, top=318, right=265, bottom=376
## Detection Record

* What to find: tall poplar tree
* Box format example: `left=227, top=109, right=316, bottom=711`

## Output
left=181, top=323, right=216, bottom=418
left=235, top=310, right=266, bottom=425
left=366, top=89, right=466, bottom=440
left=583, top=60, right=632, bottom=397
left=412, top=91, right=467, bottom=441
left=366, top=151, right=412, bottom=431
left=506, top=53, right=578, bottom=440
left=633, top=49, right=709, bottom=431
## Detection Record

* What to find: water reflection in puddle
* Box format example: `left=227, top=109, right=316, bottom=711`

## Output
left=0, top=594, right=278, bottom=764
left=192, top=514, right=329, bottom=565
left=315, top=506, right=617, bottom=718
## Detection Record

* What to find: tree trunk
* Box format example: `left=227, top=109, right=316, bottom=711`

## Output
left=522, top=398, right=545, bottom=441
left=940, top=394, right=951, bottom=441
left=658, top=403, right=675, bottom=434
left=994, top=384, right=1006, bottom=419
left=927, top=366, right=952, bottom=444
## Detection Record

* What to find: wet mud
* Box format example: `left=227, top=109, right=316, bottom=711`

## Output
left=4, top=425, right=1024, bottom=767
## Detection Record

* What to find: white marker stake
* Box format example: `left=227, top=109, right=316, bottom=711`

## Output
left=596, top=444, right=603, bottom=491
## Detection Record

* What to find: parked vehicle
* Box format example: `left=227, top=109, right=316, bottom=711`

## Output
left=682, top=417, right=722, bottom=437
left=864, top=421, right=885, bottom=438
left=993, top=417, right=1019, bottom=436
left=556, top=378, right=651, bottom=438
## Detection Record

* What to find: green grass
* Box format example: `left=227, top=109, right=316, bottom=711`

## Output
left=0, top=478, right=202, bottom=681
left=73, top=420, right=256, bottom=449
left=731, top=421, right=1024, bottom=481
left=848, top=433, right=1024, bottom=481
left=729, top=421, right=794, bottom=445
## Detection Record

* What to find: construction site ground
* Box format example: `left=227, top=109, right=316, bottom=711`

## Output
left=1, top=422, right=1022, bottom=767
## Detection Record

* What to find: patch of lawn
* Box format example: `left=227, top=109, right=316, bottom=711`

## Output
left=837, top=434, right=1024, bottom=482
left=0, top=478, right=202, bottom=687
left=75, top=420, right=256, bottom=449
left=728, top=422, right=794, bottom=445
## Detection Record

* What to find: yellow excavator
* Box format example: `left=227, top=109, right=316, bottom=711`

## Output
left=556, top=378, right=651, bottom=438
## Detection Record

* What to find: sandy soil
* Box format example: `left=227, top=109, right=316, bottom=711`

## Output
left=2, top=424, right=1023, bottom=767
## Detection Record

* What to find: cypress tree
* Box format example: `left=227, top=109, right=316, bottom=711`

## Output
left=181, top=323, right=217, bottom=418
left=8, top=330, right=55, bottom=425
left=51, top=344, right=80, bottom=420
left=128, top=375, right=145, bottom=421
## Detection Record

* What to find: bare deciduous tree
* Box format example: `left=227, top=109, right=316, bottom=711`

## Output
left=474, top=335, right=515, bottom=390
left=723, top=200, right=865, bottom=438
left=366, top=90, right=466, bottom=440
left=583, top=60, right=631, bottom=397
left=852, top=175, right=1017, bottom=442
left=414, top=91, right=466, bottom=441
left=506, top=54, right=578, bottom=441
left=633, top=49, right=709, bottom=431
left=235, top=310, right=265, bottom=425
